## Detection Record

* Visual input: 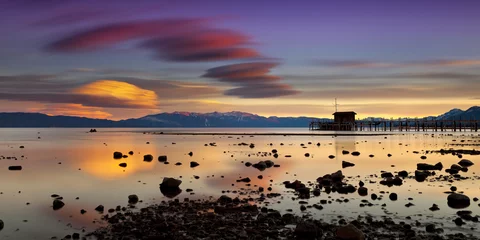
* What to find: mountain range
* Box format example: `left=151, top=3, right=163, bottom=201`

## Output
left=0, top=107, right=479, bottom=128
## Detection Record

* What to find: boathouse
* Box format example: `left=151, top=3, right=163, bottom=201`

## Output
left=333, top=111, right=357, bottom=123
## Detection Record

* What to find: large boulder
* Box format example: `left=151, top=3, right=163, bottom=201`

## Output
left=458, top=159, right=473, bottom=167
left=447, top=193, right=470, bottom=209
left=336, top=223, right=365, bottom=240
left=160, top=177, right=182, bottom=188
left=295, top=221, right=323, bottom=239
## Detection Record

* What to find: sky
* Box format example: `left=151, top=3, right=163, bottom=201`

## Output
left=1, top=0, right=480, bottom=120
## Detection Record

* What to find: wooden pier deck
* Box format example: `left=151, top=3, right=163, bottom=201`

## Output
left=309, top=119, right=479, bottom=132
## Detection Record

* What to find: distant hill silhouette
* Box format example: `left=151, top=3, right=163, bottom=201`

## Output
left=1, top=107, right=479, bottom=127
left=0, top=111, right=327, bottom=128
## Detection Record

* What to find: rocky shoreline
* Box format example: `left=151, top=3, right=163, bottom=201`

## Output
left=85, top=196, right=479, bottom=240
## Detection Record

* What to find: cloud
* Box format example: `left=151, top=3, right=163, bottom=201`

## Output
left=225, top=83, right=299, bottom=98
left=142, top=29, right=261, bottom=62
left=29, top=103, right=113, bottom=119
left=203, top=62, right=299, bottom=98
left=313, top=59, right=480, bottom=68
left=47, top=19, right=205, bottom=52
left=73, top=80, right=159, bottom=108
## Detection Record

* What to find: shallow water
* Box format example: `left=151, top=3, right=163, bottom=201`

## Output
left=0, top=128, right=479, bottom=239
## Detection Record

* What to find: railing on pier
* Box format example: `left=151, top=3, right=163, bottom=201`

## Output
left=309, top=119, right=479, bottom=132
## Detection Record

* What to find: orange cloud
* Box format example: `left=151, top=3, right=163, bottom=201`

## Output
left=74, top=80, right=159, bottom=109
left=29, top=103, right=113, bottom=119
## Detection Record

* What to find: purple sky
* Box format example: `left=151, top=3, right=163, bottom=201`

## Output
left=1, top=0, right=479, bottom=119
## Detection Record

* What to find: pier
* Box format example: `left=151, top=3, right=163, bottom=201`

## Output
left=309, top=119, right=480, bottom=132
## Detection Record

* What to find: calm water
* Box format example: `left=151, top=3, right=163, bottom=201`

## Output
left=0, top=128, right=479, bottom=239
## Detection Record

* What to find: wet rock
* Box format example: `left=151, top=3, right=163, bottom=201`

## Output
left=128, top=151, right=134, bottom=155
left=190, top=161, right=199, bottom=168
left=119, top=163, right=127, bottom=168
left=398, top=170, right=408, bottom=177
left=351, top=151, right=361, bottom=156
left=217, top=195, right=233, bottom=204
left=336, top=223, right=365, bottom=240
left=188, top=152, right=193, bottom=157
left=458, top=159, right=473, bottom=167
left=53, top=199, right=65, bottom=210
left=342, top=150, right=350, bottom=155
left=426, top=224, right=436, bottom=233
left=417, top=162, right=442, bottom=171
left=143, top=154, right=153, bottom=162
left=381, top=172, right=393, bottom=178
left=447, top=193, right=470, bottom=209
left=295, top=221, right=322, bottom=239
left=429, top=204, right=440, bottom=211
left=80, top=209, right=87, bottom=214
left=0, top=219, right=4, bottom=231
left=329, top=155, right=335, bottom=159
left=414, top=170, right=429, bottom=182
left=358, top=187, right=368, bottom=196
left=128, top=195, right=139, bottom=204
left=389, top=193, right=398, bottom=201
left=454, top=217, right=465, bottom=226
left=72, top=233, right=80, bottom=239
left=160, top=177, right=182, bottom=188
left=158, top=155, right=167, bottom=162
left=113, top=152, right=123, bottom=159
left=95, top=205, right=104, bottom=212
left=304, top=153, right=310, bottom=157
left=236, top=177, right=251, bottom=183
left=264, top=160, right=274, bottom=168
left=342, top=161, right=355, bottom=168
left=8, top=166, right=22, bottom=171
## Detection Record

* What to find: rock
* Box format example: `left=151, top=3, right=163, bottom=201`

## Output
left=128, top=194, right=139, bottom=204
left=128, top=151, right=134, bottom=155
left=458, top=159, right=473, bottom=167
left=389, top=193, right=398, bottom=201
left=236, top=177, right=251, bottom=183
left=217, top=195, right=233, bottom=204
left=8, top=166, right=22, bottom=171
left=351, top=151, right=361, bottom=156
left=417, top=162, right=442, bottom=171
left=447, top=193, right=470, bottom=209
left=190, top=161, right=199, bottom=168
left=336, top=223, right=365, bottom=240
left=143, top=154, right=153, bottom=162
left=188, top=152, right=193, bottom=156
left=113, top=152, right=123, bottom=159
left=72, top=233, right=80, bottom=239
left=80, top=209, right=87, bottom=214
left=119, top=163, right=127, bottom=168
left=304, top=153, right=310, bottom=157
left=252, top=161, right=268, bottom=171
left=53, top=199, right=65, bottom=210
left=342, top=161, right=355, bottom=168
left=381, top=172, right=393, bottom=178
left=0, top=219, right=4, bottom=231
left=398, top=170, right=408, bottom=177
left=158, top=155, right=167, bottom=162
left=450, top=164, right=462, bottom=171
left=95, top=205, right=104, bottom=212
left=450, top=186, right=457, bottom=191
left=295, top=221, right=322, bottom=239
left=328, top=155, right=335, bottom=159
left=454, top=217, right=464, bottom=226
left=358, top=187, right=368, bottom=196
left=429, top=204, right=440, bottom=211
left=414, top=170, right=429, bottom=182
left=160, top=177, right=182, bottom=188
left=264, top=160, right=274, bottom=167
left=426, top=224, right=435, bottom=233
left=342, top=150, right=350, bottom=155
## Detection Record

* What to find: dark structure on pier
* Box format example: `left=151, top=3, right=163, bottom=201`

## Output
left=333, top=112, right=356, bottom=123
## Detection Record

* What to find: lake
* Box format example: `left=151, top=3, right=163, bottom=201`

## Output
left=0, top=128, right=479, bottom=239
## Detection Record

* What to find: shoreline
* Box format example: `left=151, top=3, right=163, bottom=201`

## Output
left=145, top=132, right=394, bottom=136
left=86, top=197, right=479, bottom=240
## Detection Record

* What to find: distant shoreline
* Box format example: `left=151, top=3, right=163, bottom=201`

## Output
left=146, top=132, right=392, bottom=136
